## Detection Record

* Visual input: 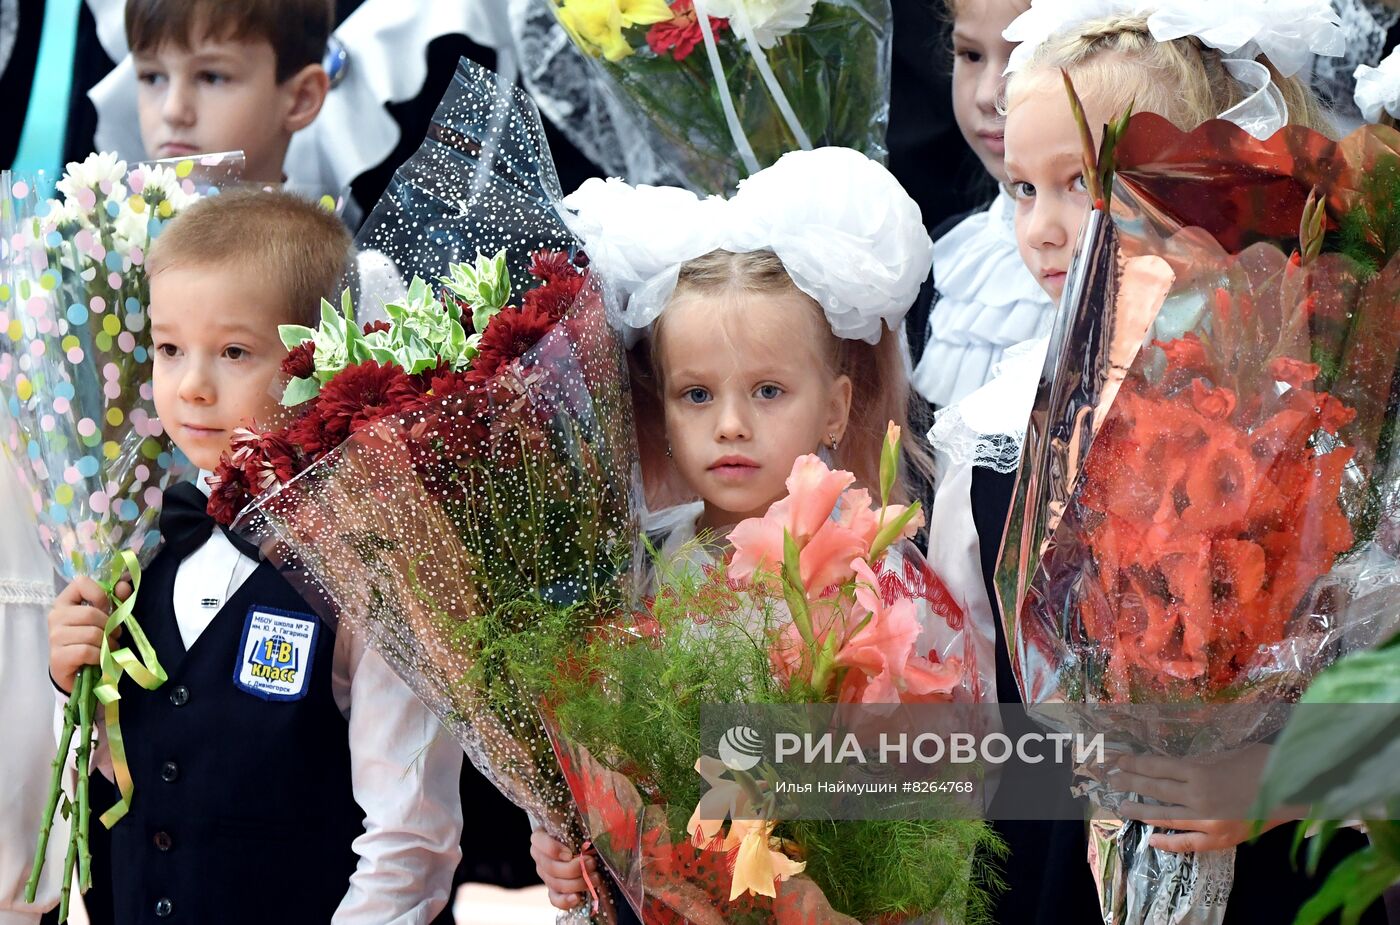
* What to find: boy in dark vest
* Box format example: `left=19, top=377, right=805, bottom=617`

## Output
left=46, top=190, right=464, bottom=924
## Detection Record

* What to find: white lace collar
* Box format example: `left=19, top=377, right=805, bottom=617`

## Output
left=911, top=190, right=1054, bottom=408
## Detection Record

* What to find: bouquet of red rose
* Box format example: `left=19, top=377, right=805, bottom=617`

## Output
left=996, top=107, right=1400, bottom=924
left=209, top=61, right=641, bottom=925
left=545, top=0, right=892, bottom=194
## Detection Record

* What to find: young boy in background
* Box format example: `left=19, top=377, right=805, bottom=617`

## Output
left=128, top=0, right=333, bottom=185
left=47, top=190, right=463, bottom=925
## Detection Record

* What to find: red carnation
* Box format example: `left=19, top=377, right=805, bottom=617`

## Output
left=471, top=305, right=557, bottom=382
left=281, top=341, right=316, bottom=379
left=363, top=320, right=392, bottom=335
left=646, top=0, right=727, bottom=61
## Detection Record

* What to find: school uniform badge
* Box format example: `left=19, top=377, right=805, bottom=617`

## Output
left=234, top=606, right=320, bottom=701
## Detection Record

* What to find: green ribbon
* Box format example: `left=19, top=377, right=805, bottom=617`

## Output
left=93, top=550, right=167, bottom=828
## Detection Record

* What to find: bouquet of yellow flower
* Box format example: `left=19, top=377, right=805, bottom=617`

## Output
left=547, top=0, right=891, bottom=193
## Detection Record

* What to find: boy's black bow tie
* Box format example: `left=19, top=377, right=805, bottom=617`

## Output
left=159, top=481, right=262, bottom=561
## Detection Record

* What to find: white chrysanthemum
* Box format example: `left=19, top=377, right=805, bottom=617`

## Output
left=45, top=199, right=94, bottom=232
left=702, top=0, right=817, bottom=48
left=111, top=203, right=154, bottom=254
left=55, top=151, right=127, bottom=207
left=139, top=165, right=197, bottom=214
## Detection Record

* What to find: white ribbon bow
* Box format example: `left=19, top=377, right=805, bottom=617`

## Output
left=560, top=147, right=933, bottom=346
left=1355, top=48, right=1400, bottom=124
left=1003, top=0, right=1344, bottom=77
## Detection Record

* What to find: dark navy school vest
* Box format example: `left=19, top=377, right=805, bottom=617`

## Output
left=109, top=542, right=362, bottom=924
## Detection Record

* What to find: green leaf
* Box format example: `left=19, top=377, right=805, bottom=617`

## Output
left=1312, top=729, right=1400, bottom=819
left=869, top=501, right=922, bottom=563
left=1304, top=819, right=1343, bottom=877
left=280, top=376, right=321, bottom=407
left=366, top=345, right=397, bottom=366
left=473, top=301, right=502, bottom=337
left=1291, top=846, right=1399, bottom=925
left=1254, top=645, right=1400, bottom=816
left=279, top=323, right=317, bottom=351
left=781, top=529, right=814, bottom=648
left=1367, top=820, right=1400, bottom=864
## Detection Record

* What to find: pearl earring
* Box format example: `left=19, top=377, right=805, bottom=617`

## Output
left=829, top=433, right=839, bottom=452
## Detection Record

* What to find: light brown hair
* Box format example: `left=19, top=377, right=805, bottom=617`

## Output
left=941, top=0, right=1031, bottom=22
left=1007, top=15, right=1332, bottom=134
left=147, top=189, right=351, bottom=328
left=632, top=249, right=934, bottom=504
left=126, top=0, right=333, bottom=82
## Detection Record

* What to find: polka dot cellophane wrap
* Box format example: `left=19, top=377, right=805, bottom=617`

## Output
left=0, top=152, right=240, bottom=580
left=236, top=61, right=643, bottom=910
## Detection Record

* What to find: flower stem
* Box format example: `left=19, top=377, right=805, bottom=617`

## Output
left=24, top=683, right=78, bottom=903
left=74, top=666, right=95, bottom=890
left=58, top=788, right=79, bottom=922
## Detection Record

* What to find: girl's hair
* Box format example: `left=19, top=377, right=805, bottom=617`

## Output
left=940, top=0, right=1030, bottom=22
left=630, top=249, right=934, bottom=505
left=1006, top=15, right=1332, bottom=135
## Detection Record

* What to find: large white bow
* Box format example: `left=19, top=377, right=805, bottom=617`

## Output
left=560, top=147, right=933, bottom=346
left=1355, top=48, right=1400, bottom=125
left=1003, top=0, right=1344, bottom=77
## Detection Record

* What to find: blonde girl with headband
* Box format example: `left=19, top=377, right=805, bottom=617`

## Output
left=527, top=146, right=941, bottom=913
left=928, top=3, right=1384, bottom=922
left=906, top=0, right=1056, bottom=411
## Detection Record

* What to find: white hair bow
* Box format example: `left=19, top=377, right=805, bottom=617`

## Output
left=1004, top=0, right=1344, bottom=77
left=1355, top=48, right=1400, bottom=125
left=1002, top=0, right=1343, bottom=139
left=1146, top=0, right=1344, bottom=78
left=560, top=147, right=933, bottom=347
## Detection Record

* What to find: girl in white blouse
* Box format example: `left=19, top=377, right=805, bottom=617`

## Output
left=907, top=0, right=1052, bottom=410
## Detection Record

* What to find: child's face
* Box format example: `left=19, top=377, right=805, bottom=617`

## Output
left=1004, top=74, right=1102, bottom=301
left=134, top=29, right=327, bottom=184
left=149, top=263, right=289, bottom=471
left=657, top=291, right=852, bottom=531
left=950, top=0, right=1024, bottom=185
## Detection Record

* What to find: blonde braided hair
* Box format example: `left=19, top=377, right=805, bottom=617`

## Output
left=1006, top=15, right=1333, bottom=135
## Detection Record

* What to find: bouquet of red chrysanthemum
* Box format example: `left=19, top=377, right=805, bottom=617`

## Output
left=209, top=62, right=642, bottom=925
left=996, top=101, right=1400, bottom=924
